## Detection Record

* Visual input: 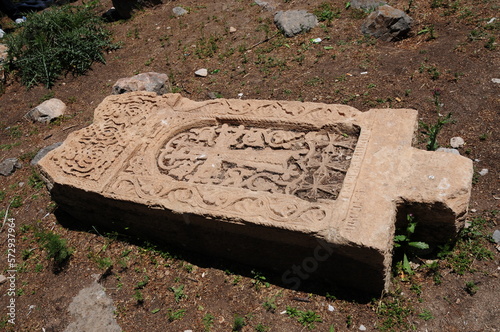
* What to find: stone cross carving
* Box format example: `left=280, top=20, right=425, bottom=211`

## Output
left=38, top=92, right=473, bottom=292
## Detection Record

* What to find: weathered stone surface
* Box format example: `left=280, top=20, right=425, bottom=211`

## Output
left=64, top=280, right=121, bottom=332
left=112, top=72, right=170, bottom=95
left=26, top=98, right=66, bottom=123
left=274, top=10, right=318, bottom=37
left=361, top=5, right=413, bottom=41
left=38, top=92, right=473, bottom=293
left=0, top=158, right=22, bottom=176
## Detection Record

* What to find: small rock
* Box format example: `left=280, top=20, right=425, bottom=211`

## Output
left=464, top=220, right=472, bottom=229
left=173, top=7, right=188, bottom=16
left=229, top=27, right=237, bottom=33
left=207, top=92, right=218, bottom=99
left=470, top=209, right=477, bottom=213
left=0, top=158, right=22, bottom=176
left=450, top=136, right=465, bottom=148
left=436, top=147, right=460, bottom=155
left=31, top=142, right=63, bottom=165
left=112, top=72, right=171, bottom=95
left=0, top=275, right=7, bottom=284
left=195, top=68, right=208, bottom=77
left=26, top=98, right=66, bottom=123
left=274, top=10, right=318, bottom=37
left=478, top=169, right=488, bottom=176
left=328, top=304, right=335, bottom=312
left=359, top=325, right=367, bottom=331
left=492, top=230, right=500, bottom=244
left=361, top=5, right=413, bottom=41
left=492, top=78, right=500, bottom=84
left=18, top=182, right=24, bottom=188
left=254, top=0, right=275, bottom=11
left=183, top=330, right=193, bottom=332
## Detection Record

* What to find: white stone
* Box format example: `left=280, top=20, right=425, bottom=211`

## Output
left=328, top=304, right=335, bottom=311
left=195, top=68, right=208, bottom=77
left=492, top=230, right=500, bottom=244
left=450, top=137, right=465, bottom=148
left=229, top=27, right=237, bottom=33
left=27, top=98, right=66, bottom=123
left=492, top=78, right=500, bottom=84
left=478, top=168, right=488, bottom=176
left=173, top=7, right=188, bottom=16
left=359, top=325, right=367, bottom=331
left=0, top=275, right=7, bottom=284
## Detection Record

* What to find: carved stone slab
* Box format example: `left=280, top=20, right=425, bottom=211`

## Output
left=38, top=92, right=473, bottom=293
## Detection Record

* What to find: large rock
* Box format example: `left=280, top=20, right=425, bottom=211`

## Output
left=26, top=98, right=66, bottom=123
left=361, top=5, right=413, bottom=41
left=0, top=158, right=21, bottom=176
left=274, top=10, right=318, bottom=37
left=112, top=72, right=170, bottom=95
left=38, top=92, right=473, bottom=293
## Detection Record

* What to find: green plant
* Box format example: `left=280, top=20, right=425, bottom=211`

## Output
left=251, top=270, right=270, bottom=290
left=262, top=295, right=277, bottom=312
left=202, top=313, right=215, bottom=331
left=135, top=276, right=150, bottom=289
left=195, top=35, right=220, bottom=59
left=393, top=214, right=429, bottom=275
left=28, top=171, right=45, bottom=189
left=419, top=112, right=453, bottom=151
left=233, top=315, right=246, bottom=331
left=286, top=306, right=322, bottom=329
left=166, top=308, right=186, bottom=322
left=5, top=5, right=118, bottom=88
left=443, top=217, right=494, bottom=274
left=255, top=323, right=269, bottom=332
left=417, top=25, right=437, bottom=40
left=36, top=231, right=73, bottom=265
left=376, top=294, right=413, bottom=331
left=464, top=281, right=478, bottom=295
left=134, top=290, right=144, bottom=304
left=10, top=195, right=23, bottom=208
left=418, top=309, right=434, bottom=321
left=169, top=284, right=186, bottom=302
left=314, top=2, right=341, bottom=25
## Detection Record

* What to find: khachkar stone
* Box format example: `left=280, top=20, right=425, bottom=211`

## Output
left=38, top=92, right=473, bottom=293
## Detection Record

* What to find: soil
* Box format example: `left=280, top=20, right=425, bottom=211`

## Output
left=0, top=0, right=499, bottom=331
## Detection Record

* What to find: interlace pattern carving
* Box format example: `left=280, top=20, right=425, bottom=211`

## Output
left=158, top=123, right=359, bottom=202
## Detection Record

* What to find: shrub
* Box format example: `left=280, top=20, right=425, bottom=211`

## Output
left=5, top=5, right=118, bottom=88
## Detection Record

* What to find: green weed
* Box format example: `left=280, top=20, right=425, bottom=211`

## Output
left=166, top=308, right=186, bottom=322
left=169, top=284, right=186, bottom=302
left=202, top=313, right=215, bottom=331
left=36, top=230, right=73, bottom=265
left=5, top=4, right=118, bottom=88
left=419, top=112, right=453, bottom=151
left=394, top=214, right=430, bottom=275
left=233, top=315, right=246, bottom=331
left=286, top=306, right=322, bottom=329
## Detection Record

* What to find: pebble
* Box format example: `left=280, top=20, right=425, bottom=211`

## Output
left=492, top=230, right=500, bottom=244
left=173, top=7, right=188, bottom=16
left=470, top=209, right=477, bottom=213
left=328, top=304, right=335, bottom=312
left=0, top=274, right=7, bottom=284
left=229, top=27, right=237, bottom=33
left=492, top=78, right=500, bottom=84
left=450, top=136, right=465, bottom=148
left=359, top=325, right=367, bottom=331
left=195, top=68, right=208, bottom=77
left=478, top=168, right=488, bottom=176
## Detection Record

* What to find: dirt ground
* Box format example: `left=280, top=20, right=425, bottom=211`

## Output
left=0, top=0, right=498, bottom=331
